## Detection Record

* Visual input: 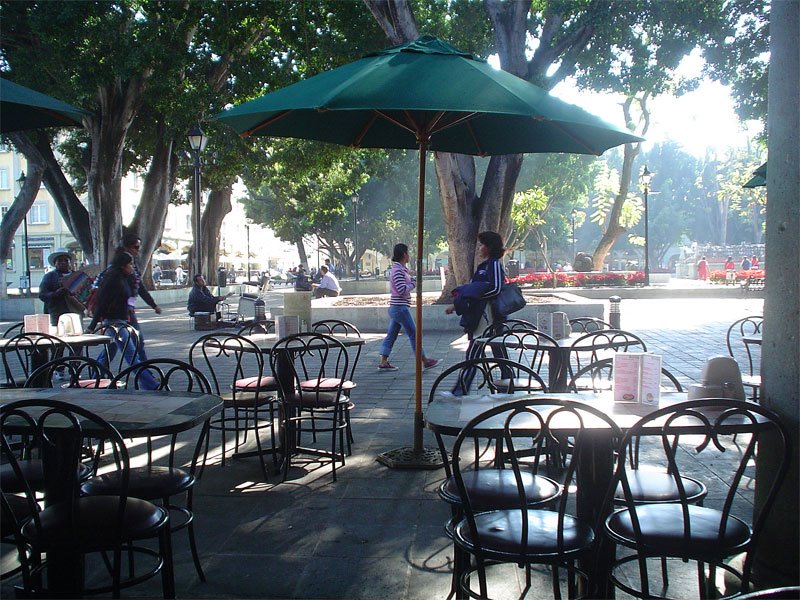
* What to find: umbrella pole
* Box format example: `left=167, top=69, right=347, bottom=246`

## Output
left=376, top=140, right=445, bottom=470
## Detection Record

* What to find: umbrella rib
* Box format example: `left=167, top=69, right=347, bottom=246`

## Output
left=534, top=116, right=603, bottom=156
left=243, top=109, right=295, bottom=137
left=353, top=112, right=380, bottom=147
left=374, top=110, right=417, bottom=136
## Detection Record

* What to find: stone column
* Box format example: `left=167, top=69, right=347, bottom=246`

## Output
left=754, top=0, right=799, bottom=586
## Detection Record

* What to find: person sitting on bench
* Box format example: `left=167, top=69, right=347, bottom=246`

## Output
left=188, top=274, right=231, bottom=324
left=313, top=265, right=342, bottom=298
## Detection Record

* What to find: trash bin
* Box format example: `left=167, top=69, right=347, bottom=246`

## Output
left=506, top=259, right=519, bottom=278
left=217, top=267, right=228, bottom=290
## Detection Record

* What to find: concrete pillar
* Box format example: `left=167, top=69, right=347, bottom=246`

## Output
left=754, top=0, right=799, bottom=586
left=283, top=291, right=313, bottom=331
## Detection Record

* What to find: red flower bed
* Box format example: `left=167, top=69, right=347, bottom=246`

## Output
left=507, top=271, right=645, bottom=288
left=709, top=269, right=765, bottom=284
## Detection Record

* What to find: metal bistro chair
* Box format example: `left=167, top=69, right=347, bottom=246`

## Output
left=94, top=359, right=214, bottom=581
left=311, top=320, right=361, bottom=453
left=451, top=398, right=622, bottom=599
left=480, top=318, right=538, bottom=337
left=568, top=329, right=647, bottom=388
left=605, top=399, right=791, bottom=599
left=569, top=317, right=612, bottom=333
left=189, top=334, right=278, bottom=481
left=567, top=358, right=684, bottom=393
left=480, top=329, right=558, bottom=391
left=23, top=355, right=114, bottom=389
left=1, top=322, right=24, bottom=338
left=726, top=315, right=763, bottom=401
left=1, top=399, right=174, bottom=598
left=237, top=320, right=276, bottom=336
left=269, top=332, right=350, bottom=481
left=2, top=332, right=76, bottom=389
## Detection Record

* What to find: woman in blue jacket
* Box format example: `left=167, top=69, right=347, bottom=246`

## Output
left=445, top=231, right=506, bottom=392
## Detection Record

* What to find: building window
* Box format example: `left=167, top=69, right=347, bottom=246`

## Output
left=0, top=168, right=8, bottom=190
left=29, top=248, right=46, bottom=270
left=28, top=204, right=48, bottom=225
left=1, top=206, right=8, bottom=218
left=0, top=142, right=8, bottom=152
left=131, top=172, right=141, bottom=190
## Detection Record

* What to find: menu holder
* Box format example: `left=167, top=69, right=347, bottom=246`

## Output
left=24, top=314, right=51, bottom=334
left=537, top=311, right=570, bottom=339
left=276, top=315, right=300, bottom=339
left=613, top=352, right=662, bottom=405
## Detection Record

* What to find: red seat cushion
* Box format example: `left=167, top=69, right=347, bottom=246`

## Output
left=75, top=379, right=112, bottom=389
left=234, top=375, right=277, bottom=390
left=299, top=377, right=355, bottom=391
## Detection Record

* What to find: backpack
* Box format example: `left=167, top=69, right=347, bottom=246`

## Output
left=84, top=267, right=111, bottom=318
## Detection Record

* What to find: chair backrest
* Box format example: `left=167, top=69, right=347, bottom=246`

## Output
left=480, top=318, right=537, bottom=338
left=269, top=333, right=349, bottom=403
left=726, top=315, right=763, bottom=376
left=567, top=358, right=683, bottom=393
left=189, top=333, right=265, bottom=396
left=452, top=398, right=621, bottom=552
left=2, top=322, right=24, bottom=338
left=237, top=320, right=275, bottom=336
left=428, top=358, right=547, bottom=401
left=23, top=356, right=113, bottom=389
left=1, top=399, right=131, bottom=543
left=110, top=358, right=211, bottom=392
left=93, top=322, right=141, bottom=374
left=569, top=317, right=612, bottom=333
left=311, top=320, right=362, bottom=380
left=480, top=329, right=558, bottom=374
left=612, top=399, right=791, bottom=587
left=2, top=333, right=76, bottom=388
left=569, top=329, right=647, bottom=378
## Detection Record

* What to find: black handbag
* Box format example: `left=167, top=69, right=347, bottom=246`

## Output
left=491, top=283, right=526, bottom=317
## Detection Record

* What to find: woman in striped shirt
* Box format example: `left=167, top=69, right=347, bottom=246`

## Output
left=378, top=243, right=439, bottom=371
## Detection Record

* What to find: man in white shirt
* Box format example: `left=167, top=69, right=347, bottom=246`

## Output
left=314, top=265, right=341, bottom=298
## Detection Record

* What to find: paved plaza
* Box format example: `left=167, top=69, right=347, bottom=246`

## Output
left=1, top=295, right=767, bottom=598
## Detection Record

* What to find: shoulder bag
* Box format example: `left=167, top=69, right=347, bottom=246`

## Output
left=491, top=283, right=526, bottom=317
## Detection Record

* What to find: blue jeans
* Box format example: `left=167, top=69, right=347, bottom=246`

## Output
left=379, top=305, right=426, bottom=358
left=98, top=319, right=158, bottom=390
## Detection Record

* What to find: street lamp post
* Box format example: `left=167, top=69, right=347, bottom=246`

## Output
left=351, top=194, right=359, bottom=281
left=641, top=165, right=653, bottom=287
left=187, top=125, right=208, bottom=278
left=571, top=208, right=577, bottom=263
left=246, top=222, right=251, bottom=283
left=16, top=172, right=30, bottom=295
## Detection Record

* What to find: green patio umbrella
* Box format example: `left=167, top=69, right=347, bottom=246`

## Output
left=1, top=77, right=90, bottom=133
left=215, top=35, right=641, bottom=467
left=743, top=161, right=768, bottom=188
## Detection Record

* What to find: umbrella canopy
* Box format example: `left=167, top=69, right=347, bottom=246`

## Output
left=217, top=36, right=637, bottom=157
left=215, top=35, right=641, bottom=465
left=1, top=77, right=90, bottom=133
left=743, top=161, right=768, bottom=188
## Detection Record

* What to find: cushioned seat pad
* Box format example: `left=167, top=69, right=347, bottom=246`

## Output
left=606, top=504, right=751, bottom=554
left=234, top=375, right=277, bottom=390
left=439, top=470, right=560, bottom=510
left=455, top=509, right=594, bottom=555
left=82, top=466, right=194, bottom=500
left=615, top=470, right=706, bottom=503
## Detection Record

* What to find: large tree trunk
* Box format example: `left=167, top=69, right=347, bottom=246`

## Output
left=128, top=122, right=177, bottom=289
left=200, top=187, right=233, bottom=281
left=295, top=240, right=309, bottom=270
left=33, top=134, right=93, bottom=256
left=86, top=76, right=149, bottom=266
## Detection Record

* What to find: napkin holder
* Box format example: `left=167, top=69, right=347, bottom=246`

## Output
left=57, top=313, right=83, bottom=336
left=276, top=315, right=300, bottom=339
left=688, top=356, right=746, bottom=400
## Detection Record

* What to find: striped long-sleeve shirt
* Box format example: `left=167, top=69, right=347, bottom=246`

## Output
left=471, top=258, right=504, bottom=298
left=389, top=261, right=415, bottom=306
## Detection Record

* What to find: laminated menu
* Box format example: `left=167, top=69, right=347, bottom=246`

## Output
left=613, top=352, right=662, bottom=405
left=24, top=314, right=51, bottom=334
left=537, top=311, right=570, bottom=339
left=276, top=315, right=300, bottom=339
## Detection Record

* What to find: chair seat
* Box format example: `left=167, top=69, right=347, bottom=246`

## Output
left=294, top=391, right=354, bottom=409
left=454, top=509, right=594, bottom=556
left=493, top=378, right=545, bottom=392
left=81, top=466, right=194, bottom=500
left=439, top=470, right=560, bottom=510
left=605, top=504, right=751, bottom=555
left=234, top=375, right=278, bottom=391
left=74, top=378, right=113, bottom=389
left=741, top=374, right=761, bottom=388
left=22, top=496, right=168, bottom=549
left=1, top=460, right=92, bottom=493
left=299, top=377, right=356, bottom=391
left=615, top=470, right=707, bottom=504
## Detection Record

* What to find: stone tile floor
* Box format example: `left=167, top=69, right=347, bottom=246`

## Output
left=2, top=297, right=767, bottom=598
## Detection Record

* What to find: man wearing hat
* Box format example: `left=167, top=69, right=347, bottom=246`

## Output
left=39, top=248, right=77, bottom=326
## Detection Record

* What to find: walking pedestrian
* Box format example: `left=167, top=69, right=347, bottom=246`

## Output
left=378, top=243, right=439, bottom=371
left=117, top=233, right=162, bottom=360
left=697, top=256, right=709, bottom=281
left=39, top=249, right=78, bottom=327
